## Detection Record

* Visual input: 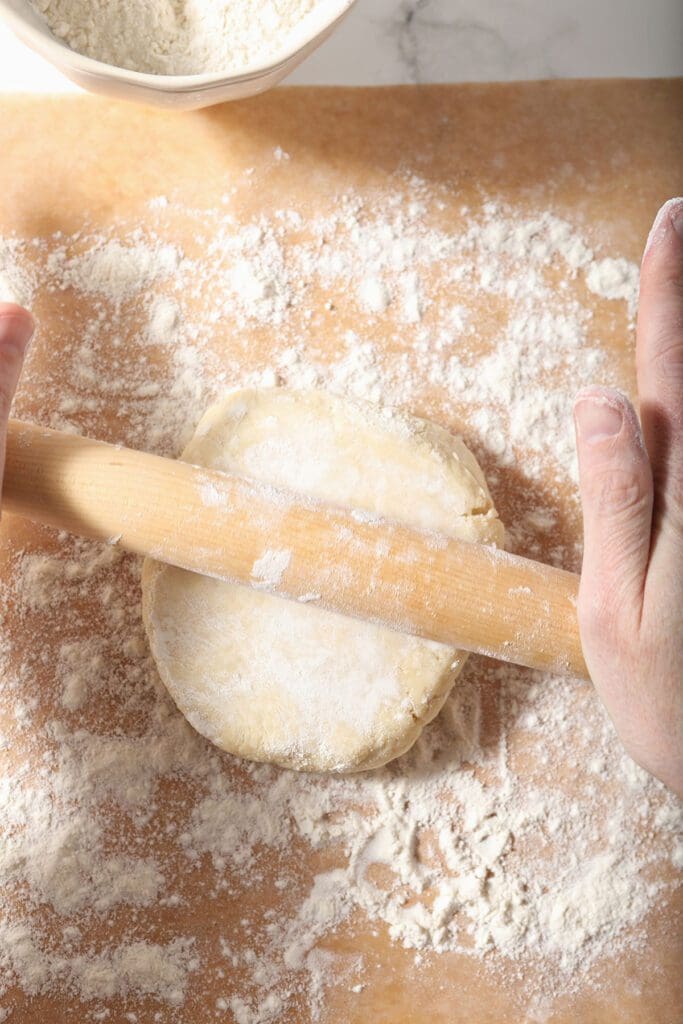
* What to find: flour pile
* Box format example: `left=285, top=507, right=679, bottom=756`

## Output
left=0, top=168, right=681, bottom=1022
left=29, top=0, right=320, bottom=75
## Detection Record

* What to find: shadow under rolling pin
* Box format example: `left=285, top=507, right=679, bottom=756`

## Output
left=2, top=419, right=588, bottom=680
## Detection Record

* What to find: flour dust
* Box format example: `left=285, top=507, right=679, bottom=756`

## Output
left=0, top=165, right=680, bottom=1022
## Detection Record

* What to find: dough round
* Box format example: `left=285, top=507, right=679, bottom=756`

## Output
left=141, top=389, right=504, bottom=772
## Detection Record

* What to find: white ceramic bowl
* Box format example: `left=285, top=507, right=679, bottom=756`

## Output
left=0, top=0, right=356, bottom=109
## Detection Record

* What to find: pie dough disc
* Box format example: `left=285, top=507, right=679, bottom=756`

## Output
left=141, top=389, right=504, bottom=772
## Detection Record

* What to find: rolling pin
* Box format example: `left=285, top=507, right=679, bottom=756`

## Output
left=2, top=419, right=588, bottom=679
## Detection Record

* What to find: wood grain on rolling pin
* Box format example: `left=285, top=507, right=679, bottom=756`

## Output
left=3, top=419, right=587, bottom=679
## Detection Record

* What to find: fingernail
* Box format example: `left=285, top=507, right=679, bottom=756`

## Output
left=574, top=395, right=623, bottom=444
left=0, top=312, right=35, bottom=354
left=644, top=197, right=683, bottom=257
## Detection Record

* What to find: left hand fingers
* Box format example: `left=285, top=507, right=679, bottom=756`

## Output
left=0, top=303, right=34, bottom=478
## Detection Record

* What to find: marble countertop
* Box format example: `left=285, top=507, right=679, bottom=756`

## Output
left=0, top=0, right=681, bottom=92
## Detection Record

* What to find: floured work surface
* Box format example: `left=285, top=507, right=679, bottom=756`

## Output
left=0, top=82, right=682, bottom=1023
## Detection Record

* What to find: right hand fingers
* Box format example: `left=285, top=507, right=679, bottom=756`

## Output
left=636, top=198, right=683, bottom=534
left=574, top=387, right=653, bottom=672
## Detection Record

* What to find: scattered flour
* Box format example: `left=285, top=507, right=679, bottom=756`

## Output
left=47, top=236, right=183, bottom=303
left=0, top=170, right=677, bottom=1024
left=30, top=0, right=320, bottom=75
left=357, top=276, right=390, bottom=315
left=586, top=256, right=640, bottom=317
left=0, top=239, right=35, bottom=306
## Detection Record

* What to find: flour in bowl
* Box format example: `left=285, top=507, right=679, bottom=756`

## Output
left=30, top=0, right=320, bottom=75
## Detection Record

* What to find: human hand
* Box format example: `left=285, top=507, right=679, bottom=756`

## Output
left=574, top=198, right=683, bottom=799
left=0, top=303, right=34, bottom=493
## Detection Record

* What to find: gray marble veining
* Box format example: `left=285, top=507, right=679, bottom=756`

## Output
left=291, top=0, right=683, bottom=84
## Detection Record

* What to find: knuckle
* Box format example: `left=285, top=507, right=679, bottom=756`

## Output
left=641, top=331, right=683, bottom=390
left=589, top=466, right=649, bottom=519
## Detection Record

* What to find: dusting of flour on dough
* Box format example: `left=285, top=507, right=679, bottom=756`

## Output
left=0, top=168, right=678, bottom=1023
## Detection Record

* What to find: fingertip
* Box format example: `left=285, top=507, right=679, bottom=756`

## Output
left=574, top=387, right=651, bottom=542
left=642, top=197, right=683, bottom=265
left=574, top=387, right=636, bottom=449
left=0, top=306, right=35, bottom=356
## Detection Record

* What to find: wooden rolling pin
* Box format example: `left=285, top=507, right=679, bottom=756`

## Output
left=2, top=420, right=588, bottom=679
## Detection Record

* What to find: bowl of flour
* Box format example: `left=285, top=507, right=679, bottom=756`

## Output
left=0, top=0, right=356, bottom=108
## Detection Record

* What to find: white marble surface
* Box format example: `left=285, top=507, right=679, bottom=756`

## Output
left=0, top=0, right=681, bottom=92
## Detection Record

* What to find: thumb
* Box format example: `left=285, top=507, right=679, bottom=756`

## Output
left=0, top=304, right=34, bottom=484
left=574, top=387, right=653, bottom=647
